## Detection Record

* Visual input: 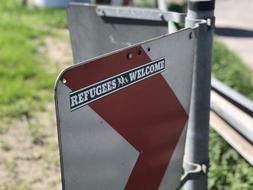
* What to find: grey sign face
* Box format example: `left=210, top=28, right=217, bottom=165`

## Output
left=67, top=4, right=168, bottom=64
left=55, top=28, right=196, bottom=190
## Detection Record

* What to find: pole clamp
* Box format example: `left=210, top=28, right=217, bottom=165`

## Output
left=206, top=16, right=215, bottom=30
left=177, top=160, right=209, bottom=189
left=186, top=16, right=215, bottom=31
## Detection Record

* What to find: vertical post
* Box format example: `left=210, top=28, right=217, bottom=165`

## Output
left=157, top=0, right=178, bottom=33
left=184, top=0, right=215, bottom=190
left=157, top=0, right=167, bottom=11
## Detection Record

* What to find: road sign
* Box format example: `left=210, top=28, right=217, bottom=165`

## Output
left=55, top=29, right=195, bottom=190
left=67, top=4, right=187, bottom=63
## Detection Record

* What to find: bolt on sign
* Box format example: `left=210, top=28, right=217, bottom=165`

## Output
left=55, top=29, right=195, bottom=190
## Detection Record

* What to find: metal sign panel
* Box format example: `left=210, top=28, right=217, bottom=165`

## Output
left=67, top=4, right=169, bottom=64
left=55, top=29, right=195, bottom=190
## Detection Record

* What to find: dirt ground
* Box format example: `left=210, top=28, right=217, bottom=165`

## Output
left=1, top=3, right=252, bottom=187
left=0, top=30, right=72, bottom=190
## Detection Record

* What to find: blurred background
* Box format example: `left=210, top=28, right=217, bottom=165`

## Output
left=0, top=0, right=252, bottom=189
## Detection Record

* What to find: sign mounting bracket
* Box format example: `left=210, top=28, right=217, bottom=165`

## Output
left=96, top=5, right=187, bottom=23
left=177, top=160, right=209, bottom=189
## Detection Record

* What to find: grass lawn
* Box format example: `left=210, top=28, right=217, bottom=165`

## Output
left=212, top=40, right=253, bottom=100
left=0, top=0, right=67, bottom=128
left=0, top=1, right=68, bottom=189
left=0, top=1, right=252, bottom=189
left=208, top=40, right=253, bottom=190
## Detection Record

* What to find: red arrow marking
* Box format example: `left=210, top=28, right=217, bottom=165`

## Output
left=61, top=46, right=188, bottom=190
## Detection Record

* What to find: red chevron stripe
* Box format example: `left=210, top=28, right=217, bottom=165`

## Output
left=61, top=46, right=188, bottom=190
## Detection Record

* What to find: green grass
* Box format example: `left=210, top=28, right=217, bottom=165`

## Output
left=212, top=40, right=253, bottom=100
left=0, top=1, right=253, bottom=189
left=208, top=39, right=253, bottom=190
left=0, top=1, right=67, bottom=125
left=135, top=0, right=155, bottom=8
left=209, top=129, right=253, bottom=190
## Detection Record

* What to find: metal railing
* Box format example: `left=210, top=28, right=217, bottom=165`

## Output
left=210, top=78, right=253, bottom=165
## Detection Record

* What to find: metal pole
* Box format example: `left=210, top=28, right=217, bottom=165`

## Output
left=157, top=0, right=177, bottom=34
left=184, top=0, right=215, bottom=190
left=157, top=0, right=167, bottom=11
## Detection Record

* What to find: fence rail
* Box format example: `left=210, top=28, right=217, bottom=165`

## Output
left=210, top=78, right=253, bottom=166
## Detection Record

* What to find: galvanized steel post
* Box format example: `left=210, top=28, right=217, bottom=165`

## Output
left=184, top=0, right=215, bottom=189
